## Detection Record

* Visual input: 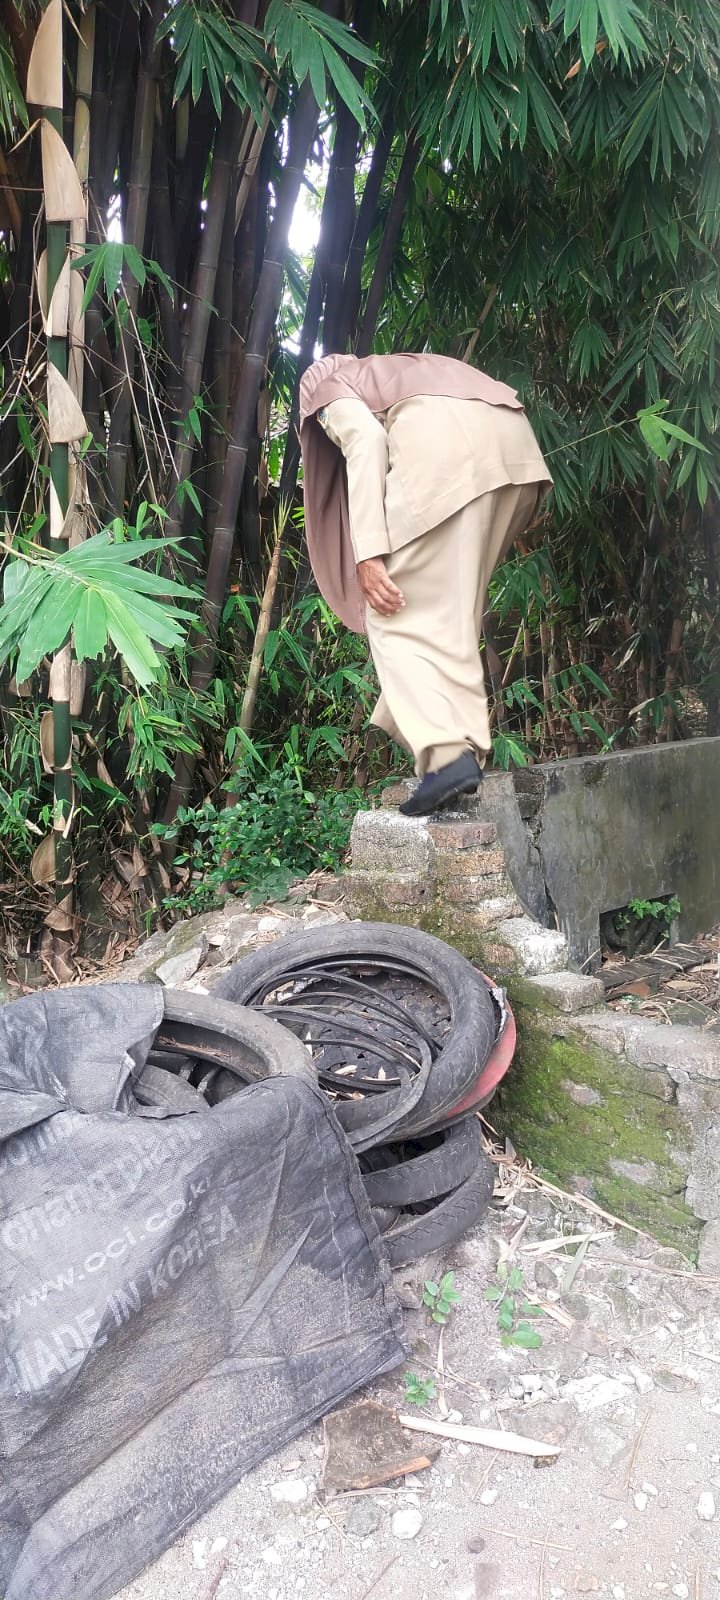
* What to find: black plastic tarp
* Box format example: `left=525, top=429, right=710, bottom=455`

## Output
left=0, top=985, right=406, bottom=1600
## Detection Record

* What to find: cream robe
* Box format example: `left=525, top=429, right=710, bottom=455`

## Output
left=319, top=394, right=552, bottom=777
left=319, top=394, right=551, bottom=561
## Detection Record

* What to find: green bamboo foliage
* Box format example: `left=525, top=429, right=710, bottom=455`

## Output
left=1, top=0, right=719, bottom=958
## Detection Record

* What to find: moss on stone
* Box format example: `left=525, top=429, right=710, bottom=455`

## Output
left=494, top=1009, right=700, bottom=1258
left=339, top=887, right=702, bottom=1258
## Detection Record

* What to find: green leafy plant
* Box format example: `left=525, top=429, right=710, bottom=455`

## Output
left=484, top=1264, right=543, bottom=1350
left=423, top=1271, right=461, bottom=1326
left=627, top=894, right=681, bottom=927
left=157, top=772, right=362, bottom=912
left=403, top=1373, right=438, bottom=1407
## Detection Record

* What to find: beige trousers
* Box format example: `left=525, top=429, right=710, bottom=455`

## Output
left=365, top=482, right=539, bottom=777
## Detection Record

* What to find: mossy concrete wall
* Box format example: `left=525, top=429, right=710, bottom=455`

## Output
left=345, top=802, right=718, bottom=1260
left=494, top=1000, right=701, bottom=1258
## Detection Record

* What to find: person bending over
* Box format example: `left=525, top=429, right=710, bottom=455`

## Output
left=299, top=351, right=552, bottom=817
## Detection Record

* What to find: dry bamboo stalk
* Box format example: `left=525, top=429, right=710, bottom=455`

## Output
left=399, top=1415, right=561, bottom=1457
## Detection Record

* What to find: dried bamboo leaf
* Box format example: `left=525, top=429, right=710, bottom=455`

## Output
left=31, top=833, right=56, bottom=885
left=43, top=903, right=76, bottom=934
left=49, top=647, right=72, bottom=700
left=40, top=710, right=55, bottom=773
left=26, top=0, right=63, bottom=109
left=49, top=478, right=65, bottom=540
left=40, top=118, right=86, bottom=222
left=70, top=660, right=86, bottom=716
left=37, top=247, right=71, bottom=335
left=47, top=363, right=87, bottom=443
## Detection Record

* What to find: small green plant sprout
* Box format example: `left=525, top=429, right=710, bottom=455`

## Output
left=627, top=895, right=681, bottom=928
left=423, top=1272, right=461, bottom=1326
left=403, top=1373, right=437, bottom=1407
left=484, top=1264, right=543, bottom=1351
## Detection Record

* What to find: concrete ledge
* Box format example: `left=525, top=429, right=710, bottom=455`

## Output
left=518, top=971, right=607, bottom=1014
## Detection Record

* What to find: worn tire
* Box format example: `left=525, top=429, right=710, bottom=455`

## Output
left=156, top=990, right=315, bottom=1087
left=381, top=1144, right=495, bottom=1267
left=213, top=922, right=497, bottom=1143
left=360, top=1116, right=483, bottom=1206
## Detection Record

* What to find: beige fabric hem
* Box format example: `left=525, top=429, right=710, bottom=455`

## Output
left=366, top=482, right=539, bottom=777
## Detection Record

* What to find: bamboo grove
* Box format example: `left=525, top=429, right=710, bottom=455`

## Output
left=0, top=0, right=719, bottom=970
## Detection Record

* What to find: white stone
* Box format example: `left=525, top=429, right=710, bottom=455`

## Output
left=457, top=1443, right=471, bottom=1456
left=479, top=1489, right=499, bottom=1505
left=391, top=1507, right=423, bottom=1540
left=672, top=1586, right=689, bottom=1599
left=192, top=1539, right=208, bottom=1571
left=495, top=916, right=569, bottom=976
left=641, top=1482, right=658, bottom=1496
left=156, top=937, right=208, bottom=986
left=210, top=1538, right=228, bottom=1556
left=261, top=1548, right=283, bottom=1566
left=630, top=1366, right=655, bottom=1394
left=612, top=1589, right=625, bottom=1599
left=520, top=1374, right=543, bottom=1392
left=562, top=1374, right=634, bottom=1413
left=698, top=1491, right=717, bottom=1521
left=447, top=1409, right=464, bottom=1422
left=315, top=1517, right=330, bottom=1530
left=611, top=1518, right=628, bottom=1532
left=634, top=1492, right=649, bottom=1511
left=270, top=1479, right=309, bottom=1505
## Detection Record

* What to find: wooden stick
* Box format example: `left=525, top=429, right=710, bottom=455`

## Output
left=624, top=1409, right=651, bottom=1491
left=483, top=1527, right=573, bottom=1553
left=399, top=1415, right=560, bottom=1458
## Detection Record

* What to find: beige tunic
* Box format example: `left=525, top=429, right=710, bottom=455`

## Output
left=317, top=390, right=552, bottom=776
left=319, top=394, right=551, bottom=561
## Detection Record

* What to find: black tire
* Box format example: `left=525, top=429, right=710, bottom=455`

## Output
left=360, top=1116, right=482, bottom=1207
left=381, top=1144, right=495, bottom=1267
left=213, top=922, right=497, bottom=1144
left=156, top=991, right=315, bottom=1088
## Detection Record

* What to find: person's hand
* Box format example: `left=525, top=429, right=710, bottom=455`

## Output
left=356, top=557, right=405, bottom=616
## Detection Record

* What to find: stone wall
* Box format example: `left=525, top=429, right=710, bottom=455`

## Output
left=345, top=795, right=720, bottom=1261
left=491, top=739, right=720, bottom=969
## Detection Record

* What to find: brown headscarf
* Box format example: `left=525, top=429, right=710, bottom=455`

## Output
left=299, top=353, right=523, bottom=632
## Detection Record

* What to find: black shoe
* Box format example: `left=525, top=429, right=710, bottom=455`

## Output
left=398, top=751, right=483, bottom=817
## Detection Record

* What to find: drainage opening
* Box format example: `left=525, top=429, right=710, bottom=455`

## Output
left=600, top=894, right=681, bottom=959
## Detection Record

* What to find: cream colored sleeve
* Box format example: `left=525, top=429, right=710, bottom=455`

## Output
left=319, top=397, right=390, bottom=561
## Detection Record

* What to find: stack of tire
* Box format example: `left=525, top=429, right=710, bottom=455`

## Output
left=150, top=925, right=515, bottom=1266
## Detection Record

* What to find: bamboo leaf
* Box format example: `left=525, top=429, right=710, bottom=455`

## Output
left=73, top=588, right=108, bottom=661
left=638, top=410, right=670, bottom=460
left=103, top=593, right=163, bottom=687
left=123, top=243, right=147, bottom=287
left=15, top=577, right=81, bottom=681
left=102, top=240, right=125, bottom=300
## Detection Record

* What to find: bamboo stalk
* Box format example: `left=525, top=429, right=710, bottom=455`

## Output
left=163, top=102, right=246, bottom=552
left=336, top=106, right=394, bottom=350
left=163, top=79, right=321, bottom=824
left=355, top=132, right=419, bottom=356
left=238, top=525, right=284, bottom=743
left=26, top=0, right=79, bottom=961
left=106, top=0, right=164, bottom=516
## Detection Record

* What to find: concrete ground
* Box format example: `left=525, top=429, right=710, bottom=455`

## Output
left=117, top=1183, right=720, bottom=1600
